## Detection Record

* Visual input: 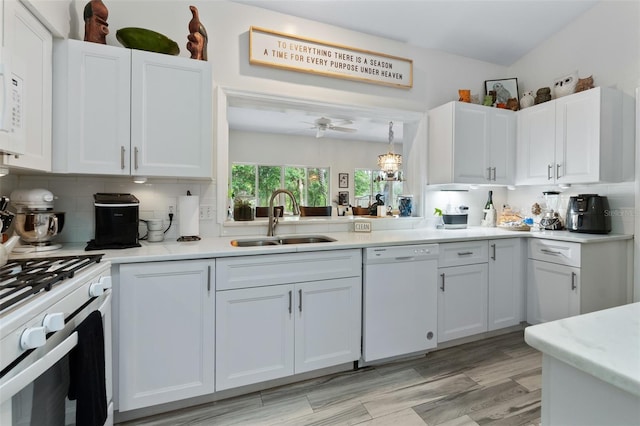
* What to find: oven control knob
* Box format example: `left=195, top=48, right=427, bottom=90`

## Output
left=99, top=276, right=112, bottom=290
left=20, top=326, right=46, bottom=350
left=89, top=282, right=104, bottom=297
left=43, top=313, right=65, bottom=333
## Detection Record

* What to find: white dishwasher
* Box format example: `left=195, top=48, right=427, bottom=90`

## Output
left=362, top=244, right=439, bottom=363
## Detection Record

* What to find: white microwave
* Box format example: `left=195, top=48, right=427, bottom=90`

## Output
left=0, top=46, right=25, bottom=156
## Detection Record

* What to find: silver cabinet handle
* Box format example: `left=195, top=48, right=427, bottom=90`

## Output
left=120, top=146, right=126, bottom=170
left=457, top=251, right=473, bottom=256
left=541, top=248, right=562, bottom=255
left=487, top=167, right=492, bottom=181
left=547, top=164, right=553, bottom=180
left=298, top=289, right=302, bottom=312
left=491, top=167, right=496, bottom=181
left=134, top=147, right=139, bottom=170
left=207, top=265, right=211, bottom=293
left=288, top=290, right=292, bottom=314
left=491, top=244, right=496, bottom=260
left=440, top=273, right=445, bottom=291
left=571, top=272, right=577, bottom=290
left=556, top=163, right=562, bottom=179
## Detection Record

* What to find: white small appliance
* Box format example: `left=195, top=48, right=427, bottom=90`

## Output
left=0, top=46, right=26, bottom=156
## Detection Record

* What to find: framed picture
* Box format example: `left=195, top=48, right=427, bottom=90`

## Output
left=338, top=173, right=349, bottom=188
left=338, top=191, right=349, bottom=206
left=484, top=78, right=518, bottom=106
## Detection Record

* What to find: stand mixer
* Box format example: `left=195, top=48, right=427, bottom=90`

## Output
left=9, top=189, right=66, bottom=252
left=539, top=191, right=564, bottom=230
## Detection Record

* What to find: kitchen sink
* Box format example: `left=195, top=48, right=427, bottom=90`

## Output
left=230, top=235, right=336, bottom=247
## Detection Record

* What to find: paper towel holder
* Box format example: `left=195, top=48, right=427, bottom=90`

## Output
left=177, top=190, right=202, bottom=242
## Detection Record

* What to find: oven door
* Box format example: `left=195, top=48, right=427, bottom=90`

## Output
left=0, top=292, right=113, bottom=426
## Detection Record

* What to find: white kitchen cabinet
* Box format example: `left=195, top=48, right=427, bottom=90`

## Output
left=526, top=239, right=629, bottom=325
left=428, top=101, right=515, bottom=185
left=1, top=0, right=52, bottom=170
left=527, top=258, right=580, bottom=324
left=215, top=250, right=361, bottom=391
left=488, top=238, right=524, bottom=330
left=52, top=39, right=212, bottom=178
left=117, top=260, right=215, bottom=412
left=516, top=87, right=634, bottom=185
left=437, top=241, right=489, bottom=342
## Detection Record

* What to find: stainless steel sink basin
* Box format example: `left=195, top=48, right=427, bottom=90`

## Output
left=279, top=236, right=336, bottom=244
left=230, top=235, right=336, bottom=247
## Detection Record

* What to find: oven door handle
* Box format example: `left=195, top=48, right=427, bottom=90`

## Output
left=0, top=332, right=78, bottom=404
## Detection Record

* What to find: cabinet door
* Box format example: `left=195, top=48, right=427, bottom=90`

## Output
left=488, top=109, right=515, bottom=184
left=1, top=1, right=52, bottom=171
left=516, top=102, right=556, bottom=185
left=118, top=260, right=215, bottom=412
left=52, top=40, right=131, bottom=174
left=437, top=263, right=488, bottom=342
left=295, top=278, right=361, bottom=373
left=130, top=50, right=212, bottom=178
left=527, top=259, right=580, bottom=325
left=452, top=102, right=490, bottom=183
left=216, top=285, right=294, bottom=391
left=488, top=239, right=523, bottom=331
left=555, top=88, right=600, bottom=184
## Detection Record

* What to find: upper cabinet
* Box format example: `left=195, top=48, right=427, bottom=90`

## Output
left=428, top=102, right=515, bottom=185
left=516, top=87, right=635, bottom=185
left=1, top=0, right=52, bottom=171
left=52, top=39, right=213, bottom=178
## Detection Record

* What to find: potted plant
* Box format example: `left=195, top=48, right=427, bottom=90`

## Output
left=233, top=193, right=255, bottom=221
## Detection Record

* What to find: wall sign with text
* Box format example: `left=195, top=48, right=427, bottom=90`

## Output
left=249, top=27, right=413, bottom=89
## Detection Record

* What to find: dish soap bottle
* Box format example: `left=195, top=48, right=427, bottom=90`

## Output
left=482, top=190, right=496, bottom=227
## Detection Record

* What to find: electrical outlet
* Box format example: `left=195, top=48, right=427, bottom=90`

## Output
left=354, top=221, right=371, bottom=232
left=168, top=205, right=175, bottom=215
left=199, top=204, right=214, bottom=220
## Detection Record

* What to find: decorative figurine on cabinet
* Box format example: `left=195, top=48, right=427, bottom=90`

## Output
left=187, top=5, right=208, bottom=60
left=534, top=87, right=552, bottom=104
left=520, top=90, right=535, bottom=108
left=575, top=75, right=594, bottom=93
left=552, top=70, right=578, bottom=98
left=83, top=0, right=109, bottom=44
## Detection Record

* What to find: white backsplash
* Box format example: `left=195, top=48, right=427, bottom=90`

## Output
left=425, top=182, right=635, bottom=234
left=1, top=175, right=635, bottom=243
left=0, top=175, right=219, bottom=244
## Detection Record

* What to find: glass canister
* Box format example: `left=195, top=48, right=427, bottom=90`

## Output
left=233, top=193, right=255, bottom=221
left=398, top=195, right=413, bottom=217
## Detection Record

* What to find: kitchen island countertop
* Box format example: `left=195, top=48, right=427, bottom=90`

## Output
left=525, top=302, right=640, bottom=397
left=10, top=226, right=632, bottom=264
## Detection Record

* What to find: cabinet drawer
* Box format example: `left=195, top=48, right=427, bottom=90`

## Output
left=438, top=241, right=489, bottom=267
left=528, top=239, right=581, bottom=267
left=216, top=249, right=362, bottom=290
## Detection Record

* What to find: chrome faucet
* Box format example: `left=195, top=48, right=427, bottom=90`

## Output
left=267, top=189, right=300, bottom=236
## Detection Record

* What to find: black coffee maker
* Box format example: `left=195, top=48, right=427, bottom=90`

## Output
left=86, top=193, right=141, bottom=250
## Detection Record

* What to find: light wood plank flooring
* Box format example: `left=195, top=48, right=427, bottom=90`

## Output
left=119, top=330, right=541, bottom=426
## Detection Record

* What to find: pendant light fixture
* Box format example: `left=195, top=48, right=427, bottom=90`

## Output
left=376, top=121, right=403, bottom=181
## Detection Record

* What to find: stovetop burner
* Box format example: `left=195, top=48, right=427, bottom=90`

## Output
left=0, top=254, right=104, bottom=311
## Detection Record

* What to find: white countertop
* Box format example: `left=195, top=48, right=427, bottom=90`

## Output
left=9, top=226, right=632, bottom=264
left=525, top=302, right=640, bottom=397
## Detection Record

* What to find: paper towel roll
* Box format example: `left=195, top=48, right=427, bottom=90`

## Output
left=179, top=195, right=199, bottom=237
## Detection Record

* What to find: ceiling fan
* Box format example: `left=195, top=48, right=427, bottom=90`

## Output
left=306, top=117, right=357, bottom=138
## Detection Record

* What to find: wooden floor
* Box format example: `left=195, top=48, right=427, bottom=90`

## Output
left=119, top=330, right=541, bottom=426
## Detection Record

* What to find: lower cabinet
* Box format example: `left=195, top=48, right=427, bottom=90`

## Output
left=438, top=263, right=489, bottom=342
left=438, top=239, right=524, bottom=343
left=215, top=250, right=362, bottom=391
left=437, top=240, right=489, bottom=342
left=526, top=239, right=628, bottom=325
left=117, top=260, right=215, bottom=412
left=488, top=238, right=524, bottom=330
left=527, top=259, right=580, bottom=324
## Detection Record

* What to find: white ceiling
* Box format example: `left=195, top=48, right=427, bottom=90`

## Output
left=227, top=0, right=599, bottom=142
